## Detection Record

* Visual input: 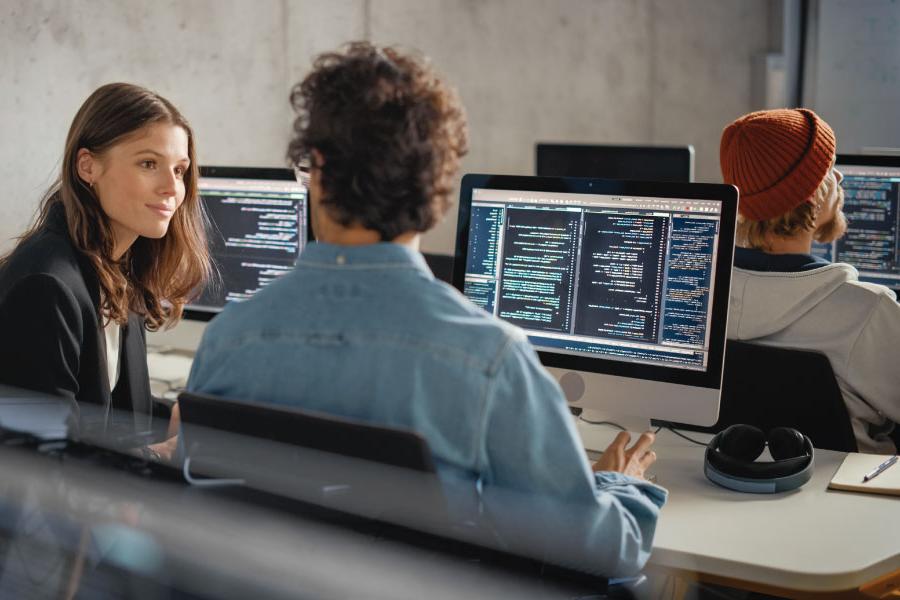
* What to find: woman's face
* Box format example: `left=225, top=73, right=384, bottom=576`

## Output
left=78, top=123, right=190, bottom=258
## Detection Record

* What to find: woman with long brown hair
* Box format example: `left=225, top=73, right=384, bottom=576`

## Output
left=0, top=83, right=210, bottom=456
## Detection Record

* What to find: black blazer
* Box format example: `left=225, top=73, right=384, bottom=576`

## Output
left=0, top=203, right=154, bottom=437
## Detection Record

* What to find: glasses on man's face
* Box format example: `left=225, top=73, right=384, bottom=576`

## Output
left=293, top=159, right=310, bottom=188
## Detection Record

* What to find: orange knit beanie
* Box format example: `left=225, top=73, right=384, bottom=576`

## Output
left=720, top=108, right=836, bottom=221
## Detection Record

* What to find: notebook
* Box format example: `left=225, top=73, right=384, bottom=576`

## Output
left=828, top=453, right=900, bottom=497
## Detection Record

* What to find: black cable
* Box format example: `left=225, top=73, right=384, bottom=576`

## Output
left=577, top=416, right=626, bottom=431
left=575, top=415, right=707, bottom=447
left=661, top=425, right=710, bottom=447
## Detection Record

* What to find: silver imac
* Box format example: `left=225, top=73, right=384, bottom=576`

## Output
left=453, top=174, right=737, bottom=437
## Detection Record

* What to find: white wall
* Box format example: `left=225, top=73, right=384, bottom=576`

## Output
left=1, top=0, right=770, bottom=255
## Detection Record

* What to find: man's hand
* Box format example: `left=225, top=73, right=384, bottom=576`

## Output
left=167, top=402, right=180, bottom=439
left=592, top=431, right=657, bottom=480
left=141, top=402, right=181, bottom=463
left=147, top=435, right=179, bottom=463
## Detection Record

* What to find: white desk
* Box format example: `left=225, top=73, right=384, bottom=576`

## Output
left=146, top=320, right=202, bottom=400
left=576, top=421, right=900, bottom=597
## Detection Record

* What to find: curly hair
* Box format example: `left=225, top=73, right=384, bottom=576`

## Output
left=736, top=168, right=845, bottom=251
left=1, top=83, right=212, bottom=330
left=287, top=42, right=468, bottom=241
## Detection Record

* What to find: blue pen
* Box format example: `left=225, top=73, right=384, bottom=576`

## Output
left=863, top=455, right=898, bottom=483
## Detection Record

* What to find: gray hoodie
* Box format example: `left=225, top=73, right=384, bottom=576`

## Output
left=729, top=262, right=900, bottom=453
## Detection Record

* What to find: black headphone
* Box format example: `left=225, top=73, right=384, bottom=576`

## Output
left=704, top=424, right=814, bottom=493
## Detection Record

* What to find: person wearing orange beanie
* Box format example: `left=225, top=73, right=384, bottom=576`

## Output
left=722, top=108, right=899, bottom=453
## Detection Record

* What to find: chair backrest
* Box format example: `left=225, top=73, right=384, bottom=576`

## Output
left=663, top=340, right=858, bottom=452
left=178, top=391, right=447, bottom=530
left=178, top=391, right=436, bottom=473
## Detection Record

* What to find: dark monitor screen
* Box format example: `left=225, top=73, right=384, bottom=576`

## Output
left=536, top=143, right=695, bottom=183
left=187, top=166, right=309, bottom=317
left=812, top=155, right=900, bottom=292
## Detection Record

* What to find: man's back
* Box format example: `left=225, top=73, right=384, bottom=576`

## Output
left=190, top=243, right=589, bottom=495
left=728, top=252, right=900, bottom=453
left=186, top=43, right=665, bottom=577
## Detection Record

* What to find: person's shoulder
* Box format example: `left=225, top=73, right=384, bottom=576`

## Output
left=0, top=230, right=88, bottom=302
left=419, top=278, right=529, bottom=358
left=195, top=272, right=298, bottom=349
left=830, top=264, right=898, bottom=301
left=199, top=295, right=261, bottom=343
left=2, top=227, right=82, bottom=281
left=0, top=272, right=83, bottom=328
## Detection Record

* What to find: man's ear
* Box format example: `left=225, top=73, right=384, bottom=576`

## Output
left=75, top=148, right=100, bottom=186
left=311, top=148, right=325, bottom=168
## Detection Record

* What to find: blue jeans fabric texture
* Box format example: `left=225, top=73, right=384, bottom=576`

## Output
left=186, top=242, right=667, bottom=576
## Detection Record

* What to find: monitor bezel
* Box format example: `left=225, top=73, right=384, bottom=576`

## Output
left=535, top=143, right=696, bottom=183
left=835, top=154, right=900, bottom=169
left=452, top=173, right=738, bottom=390
left=184, top=165, right=311, bottom=321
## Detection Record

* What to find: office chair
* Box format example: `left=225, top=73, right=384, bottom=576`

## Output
left=177, top=392, right=646, bottom=596
left=178, top=391, right=447, bottom=528
left=663, top=340, right=858, bottom=452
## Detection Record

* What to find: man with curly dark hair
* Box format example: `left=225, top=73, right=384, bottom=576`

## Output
left=186, top=42, right=665, bottom=577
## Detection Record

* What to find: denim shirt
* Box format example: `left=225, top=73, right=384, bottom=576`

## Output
left=187, top=242, right=667, bottom=576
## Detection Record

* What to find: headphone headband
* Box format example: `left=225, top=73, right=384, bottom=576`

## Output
left=704, top=426, right=814, bottom=493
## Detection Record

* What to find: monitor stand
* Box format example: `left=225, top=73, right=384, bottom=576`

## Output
left=573, top=408, right=651, bottom=455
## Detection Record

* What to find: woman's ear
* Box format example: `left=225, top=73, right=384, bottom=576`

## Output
left=75, top=148, right=100, bottom=187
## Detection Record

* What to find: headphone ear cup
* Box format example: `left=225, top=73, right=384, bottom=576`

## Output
left=768, top=427, right=808, bottom=460
left=718, top=424, right=766, bottom=461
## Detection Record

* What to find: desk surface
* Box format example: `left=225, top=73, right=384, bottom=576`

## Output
left=577, top=421, right=900, bottom=593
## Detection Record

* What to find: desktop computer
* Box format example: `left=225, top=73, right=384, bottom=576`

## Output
left=812, top=155, right=900, bottom=292
left=453, top=174, right=737, bottom=441
left=535, top=143, right=695, bottom=182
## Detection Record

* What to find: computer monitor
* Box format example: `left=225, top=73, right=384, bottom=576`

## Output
left=811, top=155, right=900, bottom=292
left=453, top=174, right=737, bottom=429
left=535, top=143, right=695, bottom=182
left=186, top=166, right=309, bottom=317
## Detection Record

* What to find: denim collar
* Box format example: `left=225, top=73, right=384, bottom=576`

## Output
left=298, top=241, right=433, bottom=276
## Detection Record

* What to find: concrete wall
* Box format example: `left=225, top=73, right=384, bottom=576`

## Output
left=1, top=0, right=770, bottom=255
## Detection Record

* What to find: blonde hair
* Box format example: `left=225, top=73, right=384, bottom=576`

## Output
left=736, top=170, right=839, bottom=251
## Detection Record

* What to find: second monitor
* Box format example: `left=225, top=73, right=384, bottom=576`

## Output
left=536, top=143, right=696, bottom=182
left=812, top=154, right=900, bottom=292
left=188, top=166, right=309, bottom=317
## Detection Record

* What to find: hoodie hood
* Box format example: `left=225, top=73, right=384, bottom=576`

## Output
left=728, top=263, right=859, bottom=339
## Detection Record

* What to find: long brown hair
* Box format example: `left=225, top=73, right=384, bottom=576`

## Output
left=2, top=83, right=211, bottom=330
